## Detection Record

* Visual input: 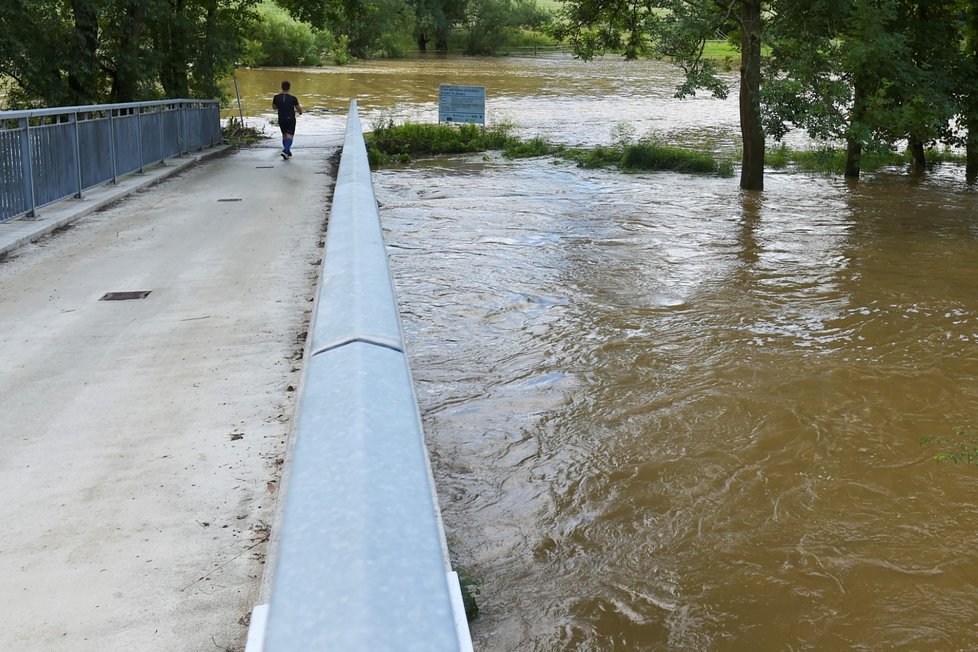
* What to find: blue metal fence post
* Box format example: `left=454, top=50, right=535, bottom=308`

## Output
left=18, top=117, right=36, bottom=217
left=135, top=107, right=144, bottom=174
left=109, top=109, right=118, bottom=184
left=158, top=104, right=165, bottom=164
left=72, top=112, right=84, bottom=198
left=179, top=103, right=186, bottom=155
left=197, top=103, right=205, bottom=151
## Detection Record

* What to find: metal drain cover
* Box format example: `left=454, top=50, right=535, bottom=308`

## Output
left=100, top=291, right=152, bottom=301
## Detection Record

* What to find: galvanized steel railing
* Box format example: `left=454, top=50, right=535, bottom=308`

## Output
left=0, top=100, right=221, bottom=223
left=256, top=100, right=471, bottom=651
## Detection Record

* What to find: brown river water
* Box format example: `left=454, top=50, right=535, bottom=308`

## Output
left=231, top=58, right=978, bottom=650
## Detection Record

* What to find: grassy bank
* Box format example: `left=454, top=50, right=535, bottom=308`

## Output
left=366, top=120, right=734, bottom=176
left=700, top=39, right=740, bottom=61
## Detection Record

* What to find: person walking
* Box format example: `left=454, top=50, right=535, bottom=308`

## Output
left=273, top=81, right=302, bottom=160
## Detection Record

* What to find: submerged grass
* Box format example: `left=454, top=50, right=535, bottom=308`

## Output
left=366, top=120, right=733, bottom=176
left=565, top=142, right=733, bottom=176
left=767, top=143, right=967, bottom=174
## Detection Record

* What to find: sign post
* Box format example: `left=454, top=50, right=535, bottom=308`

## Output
left=438, top=85, right=486, bottom=125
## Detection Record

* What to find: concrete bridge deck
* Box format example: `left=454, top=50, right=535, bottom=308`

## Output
left=0, top=128, right=342, bottom=651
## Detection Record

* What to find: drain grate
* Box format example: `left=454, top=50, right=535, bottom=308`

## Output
left=217, top=198, right=243, bottom=202
left=100, top=291, right=152, bottom=301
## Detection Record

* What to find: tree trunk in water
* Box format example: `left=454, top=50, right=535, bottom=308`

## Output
left=967, top=123, right=977, bottom=185
left=418, top=32, right=429, bottom=53
left=966, top=3, right=978, bottom=184
left=845, top=81, right=867, bottom=179
left=68, top=0, right=100, bottom=104
left=739, top=0, right=764, bottom=191
left=909, top=136, right=926, bottom=175
left=845, top=140, right=862, bottom=179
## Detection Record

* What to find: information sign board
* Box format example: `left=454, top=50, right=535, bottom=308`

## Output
left=438, top=85, right=486, bottom=125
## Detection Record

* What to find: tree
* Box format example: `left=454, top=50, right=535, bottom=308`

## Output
left=240, top=4, right=335, bottom=66
left=764, top=0, right=966, bottom=180
left=410, top=0, right=465, bottom=51
left=276, top=0, right=415, bottom=57
left=557, top=0, right=767, bottom=191
left=0, top=0, right=95, bottom=106
left=956, top=0, right=978, bottom=183
left=0, top=0, right=257, bottom=107
left=462, top=0, right=546, bottom=53
left=761, top=0, right=904, bottom=179
left=888, top=0, right=959, bottom=174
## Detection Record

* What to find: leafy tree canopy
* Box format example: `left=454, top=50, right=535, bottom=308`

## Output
left=554, top=0, right=978, bottom=186
left=0, top=0, right=259, bottom=107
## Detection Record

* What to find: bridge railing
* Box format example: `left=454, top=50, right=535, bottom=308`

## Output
left=0, top=99, right=221, bottom=224
left=253, top=100, right=471, bottom=651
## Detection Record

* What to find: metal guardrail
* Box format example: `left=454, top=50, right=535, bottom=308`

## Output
left=0, top=99, right=221, bottom=224
left=256, top=101, right=471, bottom=651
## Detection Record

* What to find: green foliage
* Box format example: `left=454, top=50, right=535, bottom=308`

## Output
left=920, top=428, right=978, bottom=466
left=240, top=2, right=334, bottom=67
left=762, top=0, right=975, bottom=179
left=554, top=0, right=978, bottom=186
left=332, top=35, right=351, bottom=64
left=0, top=0, right=258, bottom=107
left=619, top=142, right=720, bottom=174
left=464, top=0, right=553, bottom=55
left=503, top=136, right=561, bottom=158
left=572, top=144, right=620, bottom=169
left=365, top=120, right=518, bottom=165
left=276, top=0, right=416, bottom=58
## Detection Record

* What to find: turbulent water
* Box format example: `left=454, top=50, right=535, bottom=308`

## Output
left=236, top=58, right=978, bottom=650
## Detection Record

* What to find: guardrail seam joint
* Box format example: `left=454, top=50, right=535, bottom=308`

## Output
left=310, top=337, right=404, bottom=357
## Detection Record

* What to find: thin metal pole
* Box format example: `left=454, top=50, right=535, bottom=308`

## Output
left=233, top=69, right=244, bottom=125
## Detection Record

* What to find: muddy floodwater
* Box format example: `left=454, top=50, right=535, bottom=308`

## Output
left=232, top=58, right=978, bottom=650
